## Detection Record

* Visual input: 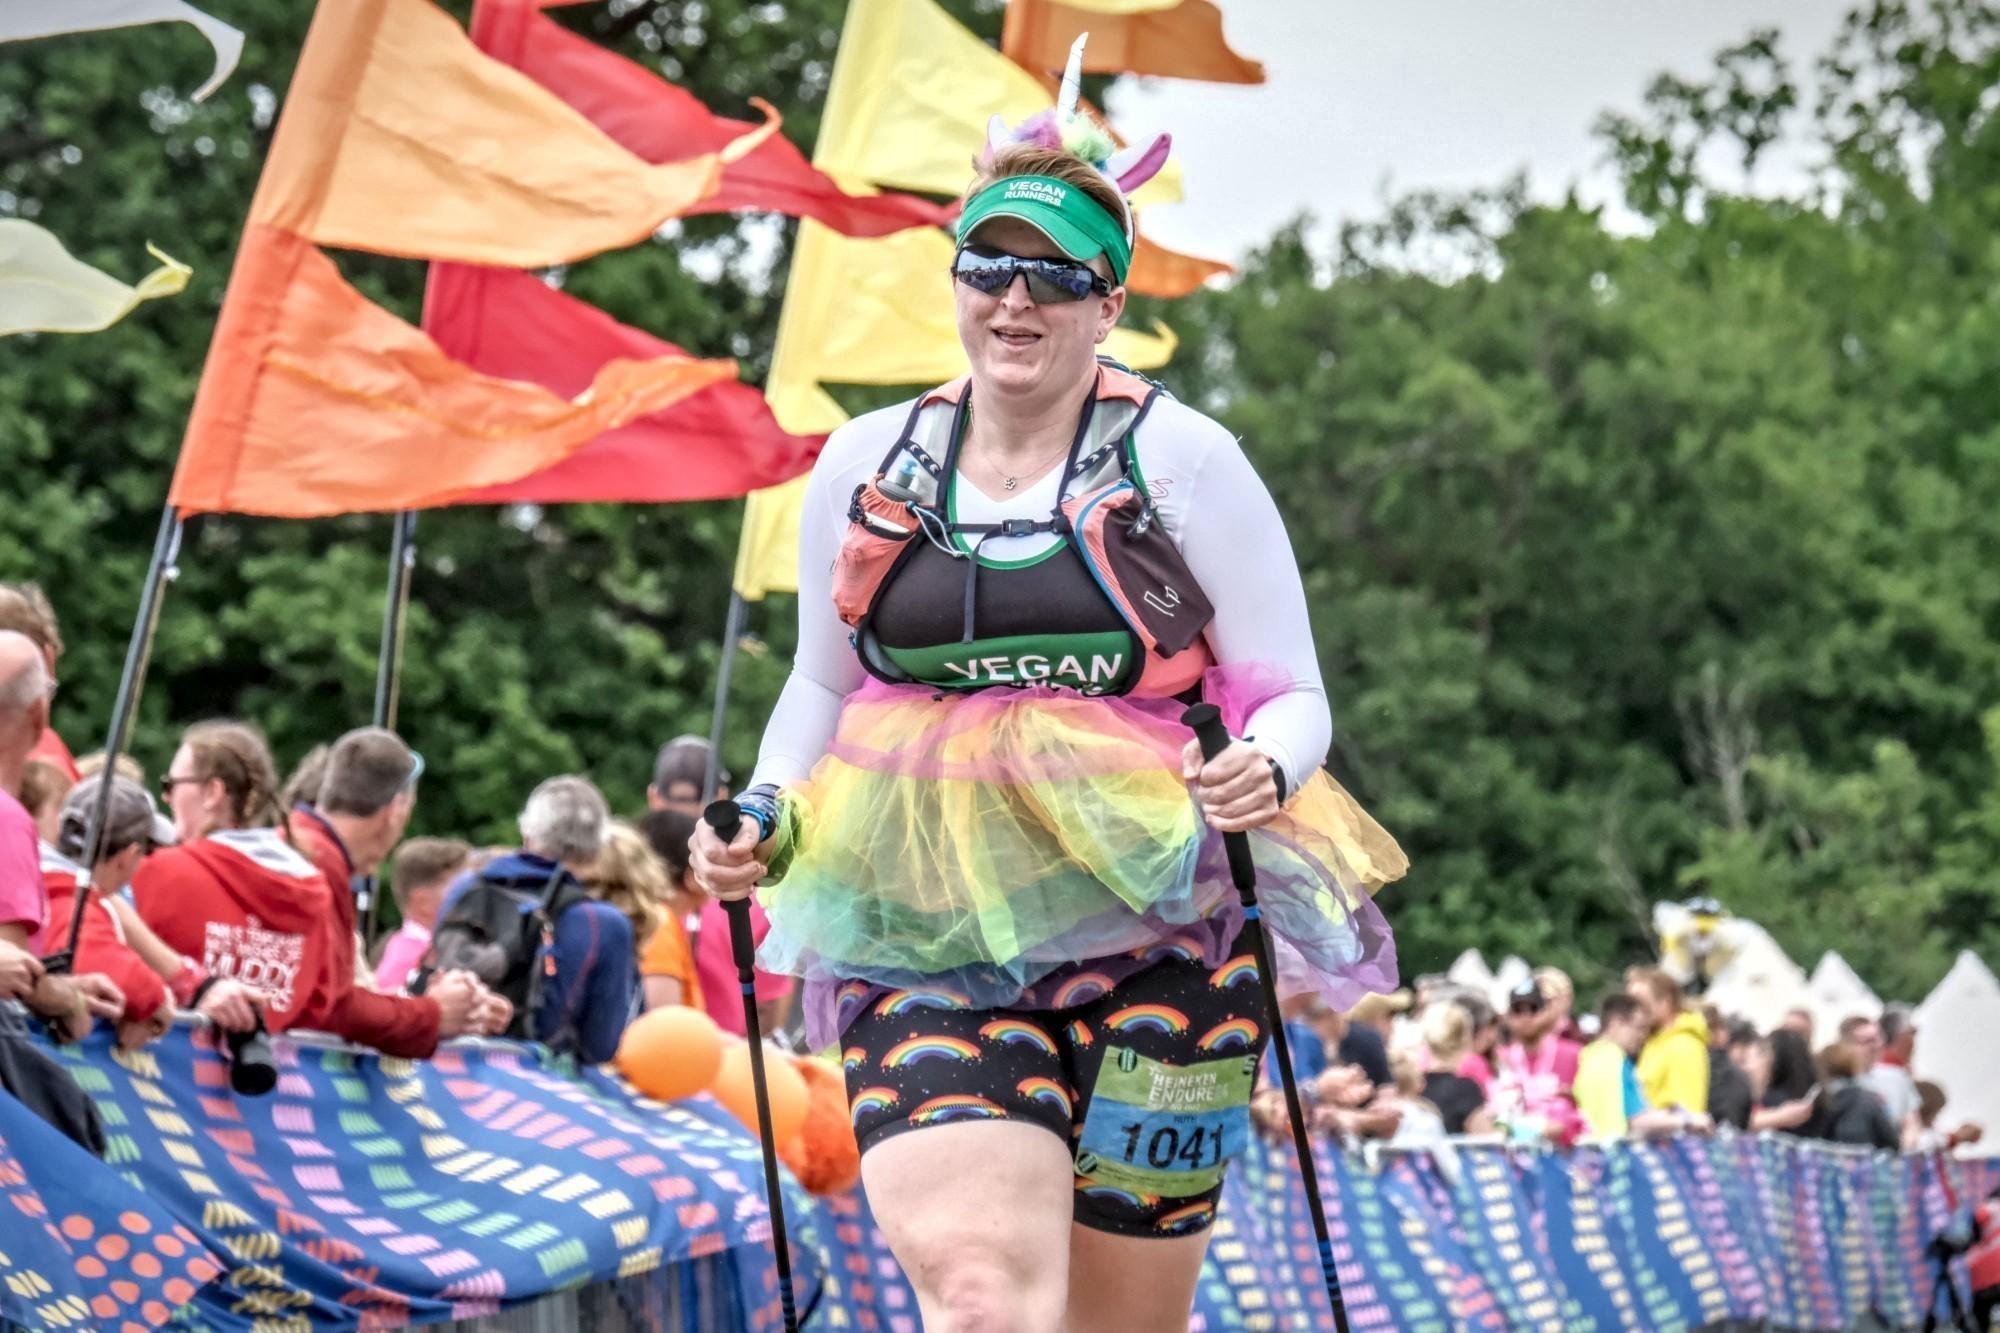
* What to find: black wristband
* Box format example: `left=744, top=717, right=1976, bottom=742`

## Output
left=1244, top=734, right=1292, bottom=805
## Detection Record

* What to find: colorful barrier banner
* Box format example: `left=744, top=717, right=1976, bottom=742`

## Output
left=0, top=1026, right=1992, bottom=1332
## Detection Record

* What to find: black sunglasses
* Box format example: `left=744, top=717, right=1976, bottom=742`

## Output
left=952, top=246, right=1112, bottom=304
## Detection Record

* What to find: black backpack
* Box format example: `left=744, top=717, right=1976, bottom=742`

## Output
left=416, top=862, right=590, bottom=1044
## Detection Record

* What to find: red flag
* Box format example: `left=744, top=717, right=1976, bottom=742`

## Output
left=471, top=1, right=951, bottom=238
left=428, top=263, right=823, bottom=506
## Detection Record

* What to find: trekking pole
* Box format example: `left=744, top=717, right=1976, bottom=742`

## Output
left=1182, top=704, right=1352, bottom=1333
left=702, top=801, right=800, bottom=1333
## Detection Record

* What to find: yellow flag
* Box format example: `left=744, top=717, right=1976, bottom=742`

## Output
left=732, top=471, right=817, bottom=600
left=0, top=220, right=190, bottom=336
left=813, top=0, right=1179, bottom=207
left=249, top=0, right=771, bottom=268
left=769, top=219, right=1175, bottom=411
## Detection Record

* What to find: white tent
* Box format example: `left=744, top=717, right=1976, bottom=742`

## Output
left=1807, top=952, right=1881, bottom=1037
left=1912, top=950, right=2000, bottom=1150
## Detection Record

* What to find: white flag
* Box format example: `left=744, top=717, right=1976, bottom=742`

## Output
left=0, top=0, right=244, bottom=100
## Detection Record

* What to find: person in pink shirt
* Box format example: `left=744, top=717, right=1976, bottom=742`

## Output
left=0, top=631, right=123, bottom=1037
left=373, top=837, right=470, bottom=992
left=0, top=636, right=53, bottom=959
left=637, top=808, right=792, bottom=1037
left=1492, top=972, right=1584, bottom=1144
left=689, top=896, right=794, bottom=1037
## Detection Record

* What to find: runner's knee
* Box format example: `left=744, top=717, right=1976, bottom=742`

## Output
left=932, top=1256, right=1043, bottom=1333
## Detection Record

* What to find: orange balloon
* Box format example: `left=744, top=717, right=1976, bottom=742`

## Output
left=616, top=1005, right=724, bottom=1102
left=711, top=1042, right=808, bottom=1145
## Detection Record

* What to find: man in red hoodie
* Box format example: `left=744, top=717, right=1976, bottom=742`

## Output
left=133, top=720, right=487, bottom=1057
left=290, top=727, right=511, bottom=1038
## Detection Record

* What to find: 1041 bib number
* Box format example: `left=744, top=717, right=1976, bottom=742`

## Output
left=1075, top=1047, right=1256, bottom=1197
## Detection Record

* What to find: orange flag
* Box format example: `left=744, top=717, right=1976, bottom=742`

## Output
left=1003, top=0, right=1264, bottom=87
left=250, top=0, right=772, bottom=268
left=167, top=228, right=735, bottom=517
left=1129, top=232, right=1231, bottom=297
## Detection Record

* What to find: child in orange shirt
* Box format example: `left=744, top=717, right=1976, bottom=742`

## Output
left=635, top=809, right=703, bottom=1010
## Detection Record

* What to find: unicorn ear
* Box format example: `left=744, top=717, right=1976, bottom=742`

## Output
left=1108, top=133, right=1172, bottom=196
left=983, top=114, right=1011, bottom=167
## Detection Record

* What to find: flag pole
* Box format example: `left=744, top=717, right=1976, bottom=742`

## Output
left=50, top=504, right=184, bottom=971
left=701, top=590, right=748, bottom=803
left=373, top=510, right=418, bottom=732
left=363, top=508, right=418, bottom=948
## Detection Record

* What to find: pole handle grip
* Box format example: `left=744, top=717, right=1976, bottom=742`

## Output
left=1181, top=704, right=1260, bottom=895
left=1183, top=702, right=1232, bottom=763
left=703, top=802, right=761, bottom=981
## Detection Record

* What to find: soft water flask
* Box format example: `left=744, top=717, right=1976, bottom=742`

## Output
left=879, top=454, right=924, bottom=504
left=860, top=455, right=923, bottom=538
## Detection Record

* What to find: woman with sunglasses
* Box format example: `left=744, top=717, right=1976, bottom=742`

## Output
left=39, top=773, right=266, bottom=1047
left=693, top=105, right=1403, bottom=1331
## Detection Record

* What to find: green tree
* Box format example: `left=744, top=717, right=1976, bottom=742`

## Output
left=5, top=0, right=1995, bottom=1000
left=1163, top=0, right=2000, bottom=997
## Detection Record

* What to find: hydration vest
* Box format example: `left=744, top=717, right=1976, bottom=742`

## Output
left=830, top=360, right=1217, bottom=698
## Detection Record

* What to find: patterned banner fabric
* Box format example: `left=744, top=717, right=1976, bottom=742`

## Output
left=1, top=1026, right=1994, bottom=1332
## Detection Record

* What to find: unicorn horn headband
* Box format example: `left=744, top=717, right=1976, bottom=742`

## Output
left=979, top=32, right=1174, bottom=236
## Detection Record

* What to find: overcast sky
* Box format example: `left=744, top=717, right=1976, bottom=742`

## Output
left=1104, top=0, right=1853, bottom=262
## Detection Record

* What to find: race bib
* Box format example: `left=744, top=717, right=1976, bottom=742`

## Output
left=1074, top=1047, right=1256, bottom=1197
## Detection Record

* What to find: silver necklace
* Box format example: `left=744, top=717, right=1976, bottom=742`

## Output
left=988, top=440, right=1071, bottom=492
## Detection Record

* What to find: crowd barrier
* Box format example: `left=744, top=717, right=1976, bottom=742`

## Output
left=0, top=1025, right=1991, bottom=1332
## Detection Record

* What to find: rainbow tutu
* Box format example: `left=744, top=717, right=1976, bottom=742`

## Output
left=759, top=667, right=1403, bottom=1040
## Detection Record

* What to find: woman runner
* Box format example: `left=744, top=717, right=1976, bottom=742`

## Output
left=692, top=103, right=1404, bottom=1331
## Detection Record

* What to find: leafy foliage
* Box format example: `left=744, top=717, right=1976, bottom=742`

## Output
left=3, top=0, right=1994, bottom=996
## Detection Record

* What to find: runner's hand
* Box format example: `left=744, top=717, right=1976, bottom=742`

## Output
left=1182, top=737, right=1282, bottom=832
left=689, top=817, right=768, bottom=902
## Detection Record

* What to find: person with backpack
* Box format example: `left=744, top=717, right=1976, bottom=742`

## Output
left=1804, top=1040, right=1900, bottom=1151
left=429, top=776, right=633, bottom=1064
left=688, top=94, right=1404, bottom=1332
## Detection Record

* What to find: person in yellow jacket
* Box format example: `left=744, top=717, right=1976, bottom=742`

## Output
left=1626, top=966, right=1710, bottom=1114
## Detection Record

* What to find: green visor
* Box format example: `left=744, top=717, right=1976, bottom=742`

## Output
left=956, top=174, right=1132, bottom=285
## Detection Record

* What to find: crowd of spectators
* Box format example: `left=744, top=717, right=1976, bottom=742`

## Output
left=1251, top=961, right=1986, bottom=1161
left=0, top=583, right=795, bottom=1155
left=0, top=579, right=1984, bottom=1174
